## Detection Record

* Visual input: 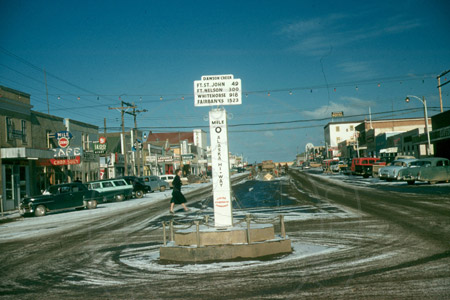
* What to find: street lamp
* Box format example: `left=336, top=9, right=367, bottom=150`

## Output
left=405, top=95, right=432, bottom=156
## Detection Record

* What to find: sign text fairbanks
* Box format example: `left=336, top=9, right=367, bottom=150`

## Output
left=194, top=74, right=242, bottom=107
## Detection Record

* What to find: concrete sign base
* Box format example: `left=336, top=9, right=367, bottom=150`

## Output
left=159, top=223, right=292, bottom=263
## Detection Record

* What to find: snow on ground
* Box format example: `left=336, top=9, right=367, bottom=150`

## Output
left=0, top=182, right=210, bottom=242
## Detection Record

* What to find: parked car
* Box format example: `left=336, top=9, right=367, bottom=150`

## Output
left=398, top=157, right=450, bottom=185
left=351, top=157, right=382, bottom=178
left=140, top=175, right=170, bottom=192
left=86, top=179, right=133, bottom=202
left=118, top=176, right=151, bottom=198
left=379, top=158, right=418, bottom=181
left=322, top=159, right=338, bottom=172
left=159, top=174, right=175, bottom=188
left=19, top=182, right=101, bottom=217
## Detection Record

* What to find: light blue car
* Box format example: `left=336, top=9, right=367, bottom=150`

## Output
left=379, top=158, right=417, bottom=181
left=139, top=175, right=170, bottom=192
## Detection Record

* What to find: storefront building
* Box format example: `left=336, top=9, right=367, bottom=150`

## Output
left=1, top=85, right=100, bottom=211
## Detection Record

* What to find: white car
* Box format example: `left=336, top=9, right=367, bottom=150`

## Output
left=379, top=159, right=417, bottom=181
left=159, top=174, right=175, bottom=188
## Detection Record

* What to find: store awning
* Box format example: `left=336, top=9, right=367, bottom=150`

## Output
left=1, top=147, right=54, bottom=160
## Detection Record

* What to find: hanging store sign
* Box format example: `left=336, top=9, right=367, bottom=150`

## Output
left=93, top=141, right=107, bottom=154
left=194, top=74, right=242, bottom=107
left=58, top=137, right=70, bottom=148
left=52, top=147, right=82, bottom=158
left=331, top=111, right=344, bottom=118
left=50, top=156, right=81, bottom=166
left=55, top=131, right=73, bottom=140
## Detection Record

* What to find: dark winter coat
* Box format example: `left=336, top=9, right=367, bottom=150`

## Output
left=171, top=175, right=186, bottom=204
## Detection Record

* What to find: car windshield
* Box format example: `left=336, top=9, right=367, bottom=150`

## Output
left=393, top=161, right=405, bottom=167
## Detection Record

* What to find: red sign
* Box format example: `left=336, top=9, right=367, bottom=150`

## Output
left=50, top=156, right=81, bottom=166
left=58, top=137, right=70, bottom=148
left=215, top=196, right=229, bottom=208
left=99, top=136, right=106, bottom=144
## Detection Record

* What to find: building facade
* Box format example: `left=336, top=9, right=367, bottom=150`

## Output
left=1, top=85, right=100, bottom=211
left=356, top=118, right=433, bottom=157
left=324, top=121, right=362, bottom=149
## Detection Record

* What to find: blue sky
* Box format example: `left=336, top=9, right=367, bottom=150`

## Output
left=1, top=0, right=449, bottom=163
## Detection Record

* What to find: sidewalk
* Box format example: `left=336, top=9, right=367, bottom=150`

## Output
left=0, top=210, right=21, bottom=223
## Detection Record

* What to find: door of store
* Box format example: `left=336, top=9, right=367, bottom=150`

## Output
left=2, top=164, right=28, bottom=211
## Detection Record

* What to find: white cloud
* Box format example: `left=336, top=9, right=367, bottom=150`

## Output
left=264, top=131, right=274, bottom=137
left=301, top=97, right=376, bottom=119
left=278, top=13, right=422, bottom=57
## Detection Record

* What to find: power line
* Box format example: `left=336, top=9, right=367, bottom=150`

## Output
left=100, top=107, right=441, bottom=133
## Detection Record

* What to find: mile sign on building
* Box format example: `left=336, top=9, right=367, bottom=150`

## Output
left=194, top=74, right=242, bottom=227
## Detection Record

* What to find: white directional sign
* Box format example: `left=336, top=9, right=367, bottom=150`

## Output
left=194, top=74, right=242, bottom=107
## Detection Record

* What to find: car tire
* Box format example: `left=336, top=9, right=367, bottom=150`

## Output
left=86, top=200, right=98, bottom=209
left=115, top=194, right=125, bottom=202
left=160, top=186, right=166, bottom=192
left=135, top=190, right=144, bottom=198
left=34, top=205, right=46, bottom=217
left=407, top=180, right=415, bottom=185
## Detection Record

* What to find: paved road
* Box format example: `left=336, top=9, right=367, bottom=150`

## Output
left=0, top=171, right=449, bottom=299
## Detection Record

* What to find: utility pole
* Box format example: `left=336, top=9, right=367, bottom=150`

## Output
left=437, top=70, right=450, bottom=113
left=125, top=105, right=147, bottom=176
left=109, top=102, right=136, bottom=176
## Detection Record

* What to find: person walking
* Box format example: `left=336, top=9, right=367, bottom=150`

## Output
left=170, top=169, right=189, bottom=213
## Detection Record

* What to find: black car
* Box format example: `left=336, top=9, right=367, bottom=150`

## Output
left=19, top=182, right=102, bottom=217
left=118, top=176, right=151, bottom=198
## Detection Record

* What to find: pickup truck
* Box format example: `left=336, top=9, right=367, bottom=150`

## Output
left=351, top=157, right=382, bottom=178
left=19, top=182, right=102, bottom=217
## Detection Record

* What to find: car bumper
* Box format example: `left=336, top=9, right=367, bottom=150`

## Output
left=402, top=175, right=417, bottom=181
left=380, top=173, right=397, bottom=179
left=19, top=205, right=33, bottom=215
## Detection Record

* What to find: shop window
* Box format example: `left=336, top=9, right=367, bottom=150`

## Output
left=21, top=120, right=27, bottom=144
left=6, top=117, right=13, bottom=141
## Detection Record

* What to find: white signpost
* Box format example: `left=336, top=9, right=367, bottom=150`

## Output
left=194, top=74, right=242, bottom=227
left=209, top=108, right=233, bottom=227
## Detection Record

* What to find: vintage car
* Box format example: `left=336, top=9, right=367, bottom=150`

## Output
left=379, top=158, right=417, bottom=181
left=118, top=176, right=151, bottom=198
left=398, top=157, right=450, bottom=185
left=159, top=174, right=175, bottom=188
left=140, top=175, right=170, bottom=192
left=86, top=179, right=133, bottom=202
left=351, top=157, right=382, bottom=178
left=19, top=182, right=101, bottom=217
left=331, top=161, right=348, bottom=173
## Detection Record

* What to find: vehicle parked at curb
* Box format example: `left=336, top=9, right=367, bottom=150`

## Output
left=86, top=179, right=133, bottom=202
left=19, top=182, right=101, bottom=217
left=398, top=157, right=450, bottom=185
left=351, top=157, right=382, bottom=178
left=379, top=158, right=418, bottom=181
left=140, top=175, right=170, bottom=192
left=159, top=174, right=175, bottom=188
left=331, top=161, right=347, bottom=173
left=118, top=176, right=151, bottom=198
